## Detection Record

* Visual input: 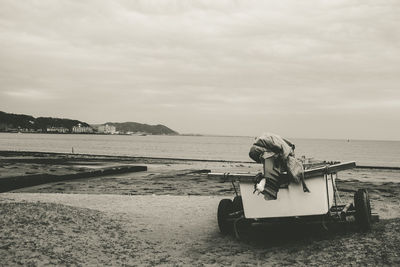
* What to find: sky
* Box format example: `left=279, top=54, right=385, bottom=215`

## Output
left=0, top=0, right=399, bottom=140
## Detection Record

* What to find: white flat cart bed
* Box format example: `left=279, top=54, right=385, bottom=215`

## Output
left=209, top=160, right=379, bottom=237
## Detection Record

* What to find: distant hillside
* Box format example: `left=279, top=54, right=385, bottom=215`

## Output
left=0, top=111, right=178, bottom=135
left=0, top=111, right=90, bottom=132
left=105, top=122, right=179, bottom=135
left=35, top=117, right=90, bottom=131
left=0, top=111, right=35, bottom=129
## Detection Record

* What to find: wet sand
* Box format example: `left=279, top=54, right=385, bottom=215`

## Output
left=1, top=151, right=400, bottom=266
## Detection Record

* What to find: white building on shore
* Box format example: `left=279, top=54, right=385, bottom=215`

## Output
left=46, top=127, right=69, bottom=133
left=97, top=124, right=116, bottom=134
left=72, top=124, right=93, bottom=133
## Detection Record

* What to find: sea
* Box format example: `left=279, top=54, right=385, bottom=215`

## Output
left=0, top=133, right=399, bottom=168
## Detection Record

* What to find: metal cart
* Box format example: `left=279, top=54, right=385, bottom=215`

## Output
left=209, top=159, right=379, bottom=238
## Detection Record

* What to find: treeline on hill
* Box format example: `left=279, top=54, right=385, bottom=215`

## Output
left=105, top=122, right=178, bottom=135
left=0, top=111, right=90, bottom=132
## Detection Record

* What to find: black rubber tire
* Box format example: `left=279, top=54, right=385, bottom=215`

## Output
left=354, top=189, right=372, bottom=231
left=232, top=196, right=243, bottom=212
left=234, top=218, right=252, bottom=240
left=218, top=199, right=234, bottom=235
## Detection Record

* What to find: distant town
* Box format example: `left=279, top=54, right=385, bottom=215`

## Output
left=0, top=111, right=178, bottom=136
left=38, top=123, right=119, bottom=135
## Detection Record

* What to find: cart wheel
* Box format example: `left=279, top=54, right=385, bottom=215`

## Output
left=354, top=189, right=372, bottom=231
left=234, top=218, right=252, bottom=240
left=232, top=196, right=243, bottom=212
left=218, top=199, right=234, bottom=235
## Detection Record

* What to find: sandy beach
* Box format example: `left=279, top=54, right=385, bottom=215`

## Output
left=1, top=151, right=400, bottom=266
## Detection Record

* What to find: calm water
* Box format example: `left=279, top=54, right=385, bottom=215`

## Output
left=1, top=133, right=399, bottom=167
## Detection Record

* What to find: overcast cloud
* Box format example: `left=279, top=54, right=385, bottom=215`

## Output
left=0, top=0, right=399, bottom=139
